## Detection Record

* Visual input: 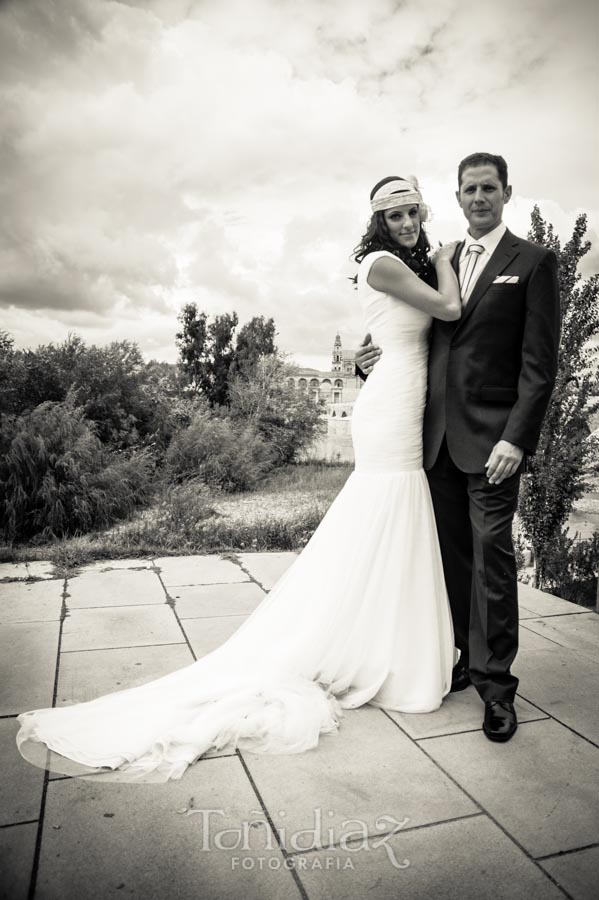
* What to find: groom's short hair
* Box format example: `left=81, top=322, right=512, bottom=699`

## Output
left=458, top=153, right=508, bottom=189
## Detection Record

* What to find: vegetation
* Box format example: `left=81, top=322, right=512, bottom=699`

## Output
left=0, top=463, right=352, bottom=571
left=0, top=394, right=152, bottom=542
left=0, top=312, right=326, bottom=552
left=519, top=208, right=599, bottom=602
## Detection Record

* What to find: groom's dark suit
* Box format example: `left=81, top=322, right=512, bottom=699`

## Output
left=424, top=228, right=560, bottom=702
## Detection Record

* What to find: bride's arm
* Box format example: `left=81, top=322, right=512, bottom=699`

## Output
left=367, top=243, right=461, bottom=322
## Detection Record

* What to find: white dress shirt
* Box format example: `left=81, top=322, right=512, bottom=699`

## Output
left=458, top=221, right=507, bottom=303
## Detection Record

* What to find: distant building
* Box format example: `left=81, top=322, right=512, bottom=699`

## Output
left=291, top=334, right=363, bottom=462
left=288, top=333, right=362, bottom=419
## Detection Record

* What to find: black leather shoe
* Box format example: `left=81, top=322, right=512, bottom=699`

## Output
left=450, top=665, right=472, bottom=693
left=483, top=701, right=517, bottom=742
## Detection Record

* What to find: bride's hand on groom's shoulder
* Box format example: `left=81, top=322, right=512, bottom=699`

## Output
left=431, top=241, right=460, bottom=267
left=355, top=333, right=382, bottom=376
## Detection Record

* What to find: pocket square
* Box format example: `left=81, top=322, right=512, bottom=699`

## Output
left=493, top=275, right=519, bottom=284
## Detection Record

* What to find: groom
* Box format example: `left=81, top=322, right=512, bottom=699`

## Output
left=356, top=152, right=561, bottom=742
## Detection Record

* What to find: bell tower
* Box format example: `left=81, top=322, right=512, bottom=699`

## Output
left=332, top=332, right=342, bottom=372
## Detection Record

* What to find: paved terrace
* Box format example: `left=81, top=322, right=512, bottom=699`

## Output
left=1, top=553, right=598, bottom=900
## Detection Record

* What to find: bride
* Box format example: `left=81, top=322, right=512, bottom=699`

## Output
left=16, top=175, right=461, bottom=782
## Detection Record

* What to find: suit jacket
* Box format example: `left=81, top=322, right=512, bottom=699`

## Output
left=423, top=228, right=561, bottom=472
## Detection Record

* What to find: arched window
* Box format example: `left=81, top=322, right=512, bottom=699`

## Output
left=309, top=378, right=319, bottom=389
left=298, top=378, right=307, bottom=389
left=331, top=410, right=336, bottom=417
left=287, top=378, right=295, bottom=388
left=341, top=411, right=347, bottom=418
left=334, top=379, right=343, bottom=389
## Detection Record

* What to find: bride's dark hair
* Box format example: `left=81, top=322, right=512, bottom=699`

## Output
left=352, top=175, right=435, bottom=285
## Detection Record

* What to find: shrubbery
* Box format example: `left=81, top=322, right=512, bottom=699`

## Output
left=166, top=411, right=275, bottom=492
left=535, top=528, right=599, bottom=607
left=229, top=356, right=326, bottom=464
left=0, top=318, right=330, bottom=547
left=0, top=396, right=153, bottom=542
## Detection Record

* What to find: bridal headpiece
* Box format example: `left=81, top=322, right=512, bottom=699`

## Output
left=370, top=176, right=429, bottom=221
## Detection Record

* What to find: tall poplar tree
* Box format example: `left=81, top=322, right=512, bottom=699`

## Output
left=518, top=208, right=599, bottom=590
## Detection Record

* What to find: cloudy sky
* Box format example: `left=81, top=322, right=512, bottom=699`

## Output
left=1, top=0, right=598, bottom=370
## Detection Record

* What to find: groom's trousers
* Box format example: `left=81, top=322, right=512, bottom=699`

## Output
left=425, top=437, right=522, bottom=703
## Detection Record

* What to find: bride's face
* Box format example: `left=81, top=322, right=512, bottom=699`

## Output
left=382, top=204, right=421, bottom=249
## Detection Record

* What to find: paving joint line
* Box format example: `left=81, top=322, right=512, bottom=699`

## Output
left=0, top=819, right=39, bottom=830
left=414, top=716, right=549, bottom=742
left=235, top=749, right=311, bottom=900
left=149, top=559, right=199, bottom=663
left=288, top=811, right=486, bottom=857
left=26, top=575, right=69, bottom=900
left=520, top=622, right=592, bottom=651
left=535, top=840, right=599, bottom=861
left=514, top=693, right=599, bottom=750
left=60, top=641, right=188, bottom=654
left=225, top=553, right=270, bottom=594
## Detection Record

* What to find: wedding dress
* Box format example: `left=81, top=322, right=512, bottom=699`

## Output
left=16, top=250, right=456, bottom=782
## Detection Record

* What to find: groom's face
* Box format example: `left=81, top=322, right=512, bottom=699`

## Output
left=456, top=164, right=512, bottom=237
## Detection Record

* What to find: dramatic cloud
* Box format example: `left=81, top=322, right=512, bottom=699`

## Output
left=1, top=0, right=597, bottom=366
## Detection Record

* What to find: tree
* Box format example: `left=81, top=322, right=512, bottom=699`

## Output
left=230, top=316, right=277, bottom=378
left=0, top=333, right=164, bottom=449
left=518, top=208, right=599, bottom=589
left=208, top=312, right=239, bottom=406
left=175, top=304, right=209, bottom=394
left=176, top=307, right=277, bottom=407
left=229, top=355, right=327, bottom=464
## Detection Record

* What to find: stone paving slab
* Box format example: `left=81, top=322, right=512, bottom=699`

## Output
left=517, top=583, right=588, bottom=616
left=60, top=605, right=185, bottom=652
left=0, top=621, right=59, bottom=715
left=155, top=555, right=249, bottom=587
left=241, top=705, right=475, bottom=851
left=422, top=718, right=599, bottom=858
left=0, top=821, right=37, bottom=900
left=23, top=561, right=56, bottom=580
left=172, top=582, right=266, bottom=618
left=297, top=814, right=564, bottom=900
left=522, top=613, right=599, bottom=664
left=37, top=756, right=303, bottom=900
left=518, top=623, right=562, bottom=651
left=237, top=552, right=299, bottom=589
left=65, top=568, right=165, bottom=608
left=518, top=605, right=545, bottom=620
left=0, top=718, right=44, bottom=826
left=539, top=845, right=599, bottom=900
left=55, top=643, right=195, bottom=706
left=513, top=641, right=599, bottom=744
left=387, top=690, right=547, bottom=741
left=183, top=614, right=249, bottom=659
left=0, top=579, right=63, bottom=624
left=0, top=562, right=30, bottom=581
left=79, top=558, right=155, bottom=571
left=0, top=560, right=56, bottom=581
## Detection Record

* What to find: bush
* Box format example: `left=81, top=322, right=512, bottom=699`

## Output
left=166, top=411, right=275, bottom=492
left=536, top=527, right=599, bottom=607
left=229, top=355, right=326, bottom=464
left=0, top=395, right=153, bottom=542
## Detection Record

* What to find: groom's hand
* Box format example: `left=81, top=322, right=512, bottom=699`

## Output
left=355, top=333, right=382, bottom=377
left=485, top=440, right=524, bottom=485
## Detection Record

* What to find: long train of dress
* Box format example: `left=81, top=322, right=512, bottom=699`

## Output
left=15, top=250, right=456, bottom=782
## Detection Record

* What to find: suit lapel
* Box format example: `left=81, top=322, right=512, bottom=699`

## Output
left=455, top=230, right=520, bottom=331
left=451, top=241, right=463, bottom=276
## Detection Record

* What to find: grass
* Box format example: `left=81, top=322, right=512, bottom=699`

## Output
left=0, top=462, right=353, bottom=571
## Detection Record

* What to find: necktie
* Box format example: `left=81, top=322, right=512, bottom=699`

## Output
left=460, top=243, right=484, bottom=305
